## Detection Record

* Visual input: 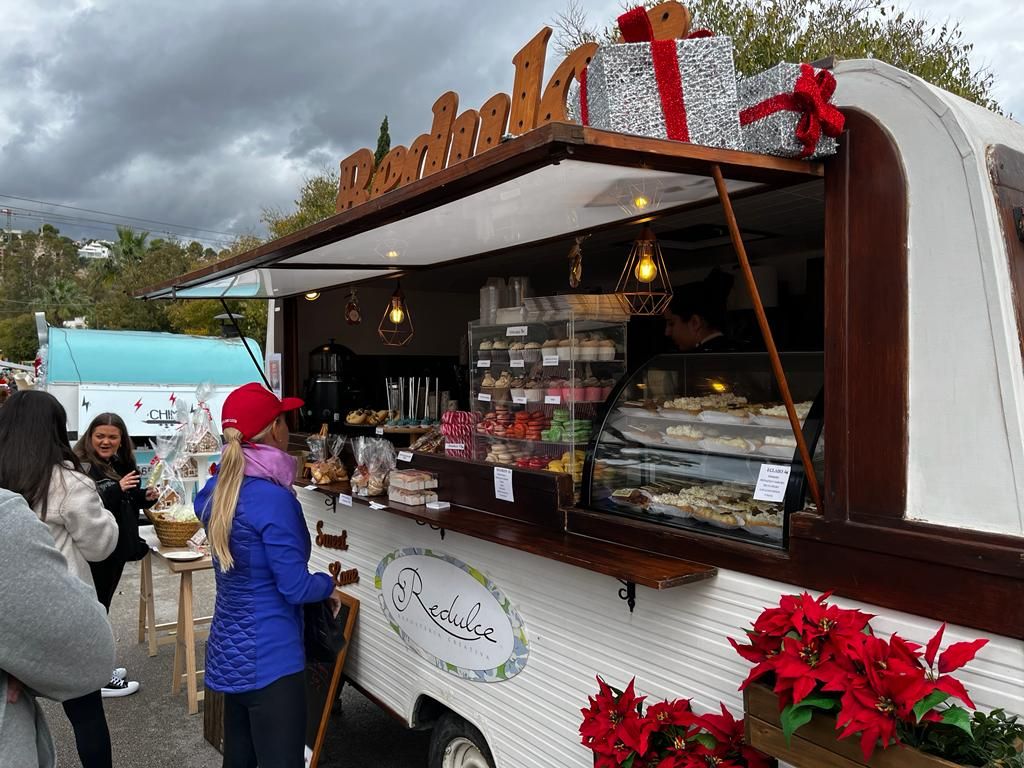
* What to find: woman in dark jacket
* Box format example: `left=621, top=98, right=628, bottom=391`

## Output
left=74, top=412, right=156, bottom=697
left=663, top=268, right=743, bottom=352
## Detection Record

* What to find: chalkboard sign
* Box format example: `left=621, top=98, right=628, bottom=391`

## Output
left=305, top=592, right=359, bottom=768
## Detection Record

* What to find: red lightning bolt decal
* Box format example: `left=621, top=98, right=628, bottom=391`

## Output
left=134, top=399, right=143, bottom=412
left=169, top=393, right=177, bottom=404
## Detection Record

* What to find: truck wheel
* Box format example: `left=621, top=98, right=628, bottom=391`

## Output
left=428, top=713, right=495, bottom=768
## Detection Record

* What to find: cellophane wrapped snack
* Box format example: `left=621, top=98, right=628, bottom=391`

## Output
left=186, top=382, right=220, bottom=454
left=351, top=437, right=396, bottom=497
left=310, top=432, right=348, bottom=485
left=149, top=433, right=197, bottom=522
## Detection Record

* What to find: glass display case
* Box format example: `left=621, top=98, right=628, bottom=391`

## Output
left=468, top=313, right=628, bottom=494
left=585, top=352, right=824, bottom=548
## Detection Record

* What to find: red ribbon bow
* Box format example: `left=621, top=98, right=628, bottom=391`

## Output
left=739, top=63, right=845, bottom=158
left=580, top=7, right=712, bottom=143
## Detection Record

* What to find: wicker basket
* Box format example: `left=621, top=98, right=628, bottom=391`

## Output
left=146, top=510, right=202, bottom=548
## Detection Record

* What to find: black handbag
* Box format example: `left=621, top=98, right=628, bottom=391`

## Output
left=303, top=599, right=347, bottom=663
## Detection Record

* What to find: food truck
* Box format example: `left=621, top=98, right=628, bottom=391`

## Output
left=140, top=9, right=1023, bottom=766
left=34, top=313, right=263, bottom=441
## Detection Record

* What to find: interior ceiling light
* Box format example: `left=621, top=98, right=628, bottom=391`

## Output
left=304, top=291, right=321, bottom=301
left=378, top=281, right=414, bottom=347
left=615, top=225, right=672, bottom=316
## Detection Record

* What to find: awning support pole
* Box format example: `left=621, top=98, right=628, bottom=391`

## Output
left=219, top=299, right=274, bottom=391
left=710, top=164, right=824, bottom=513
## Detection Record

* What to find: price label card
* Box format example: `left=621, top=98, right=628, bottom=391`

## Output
left=477, top=359, right=491, bottom=368
left=304, top=484, right=317, bottom=491
left=338, top=493, right=353, bottom=507
left=542, top=355, right=560, bottom=367
left=506, top=326, right=528, bottom=337
left=478, top=392, right=492, bottom=402
left=369, top=501, right=387, bottom=510
left=512, top=396, right=528, bottom=405
left=510, top=359, right=525, bottom=369
left=398, top=450, right=413, bottom=463
left=753, top=463, right=792, bottom=502
left=493, top=467, right=514, bottom=502
left=544, top=395, right=561, bottom=405
left=446, top=442, right=465, bottom=452
left=375, top=426, right=385, bottom=435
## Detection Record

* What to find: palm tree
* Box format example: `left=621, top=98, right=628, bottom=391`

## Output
left=36, top=276, right=89, bottom=325
left=113, top=226, right=150, bottom=269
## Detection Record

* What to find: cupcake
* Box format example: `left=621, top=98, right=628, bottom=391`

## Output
left=600, top=378, right=615, bottom=400
left=579, top=338, right=600, bottom=361
left=492, top=371, right=512, bottom=402
left=480, top=371, right=496, bottom=396
left=557, top=338, right=578, bottom=363
left=491, top=340, right=510, bottom=364
left=523, top=341, right=542, bottom=363
left=525, top=379, right=544, bottom=403
left=478, top=339, right=493, bottom=362
left=583, top=376, right=602, bottom=402
left=509, top=341, right=525, bottom=363
left=568, top=377, right=586, bottom=403
left=545, top=378, right=563, bottom=400
left=510, top=376, right=527, bottom=401
left=598, top=339, right=617, bottom=361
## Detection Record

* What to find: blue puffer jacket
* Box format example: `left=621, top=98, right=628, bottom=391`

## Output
left=196, top=476, right=333, bottom=693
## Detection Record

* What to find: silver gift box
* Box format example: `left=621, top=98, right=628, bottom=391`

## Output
left=567, top=37, right=741, bottom=150
left=736, top=63, right=839, bottom=159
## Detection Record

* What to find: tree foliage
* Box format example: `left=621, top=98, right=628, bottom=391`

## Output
left=374, top=115, right=392, bottom=166
left=261, top=170, right=339, bottom=240
left=554, top=0, right=999, bottom=112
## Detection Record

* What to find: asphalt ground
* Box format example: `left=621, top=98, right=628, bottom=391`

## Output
left=40, top=558, right=431, bottom=767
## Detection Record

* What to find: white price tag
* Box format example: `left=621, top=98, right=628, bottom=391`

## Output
left=445, top=442, right=465, bottom=452
left=544, top=395, right=561, bottom=405
left=338, top=493, right=353, bottom=507
left=493, top=467, right=514, bottom=502
left=369, top=501, right=387, bottom=510
left=478, top=392, right=492, bottom=402
left=398, top=451, right=413, bottom=463
left=375, top=427, right=385, bottom=435
left=542, top=355, right=560, bottom=367
left=512, top=396, right=527, bottom=405
left=477, top=359, right=491, bottom=368
left=506, top=325, right=528, bottom=337
left=304, top=484, right=317, bottom=491
left=753, top=463, right=792, bottom=502
left=510, top=359, right=525, bottom=369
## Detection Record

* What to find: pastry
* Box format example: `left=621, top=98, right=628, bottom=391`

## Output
left=598, top=338, right=617, bottom=361
left=579, top=339, right=600, bottom=361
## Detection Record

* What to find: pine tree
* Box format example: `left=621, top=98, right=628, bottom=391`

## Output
left=374, top=116, right=391, bottom=166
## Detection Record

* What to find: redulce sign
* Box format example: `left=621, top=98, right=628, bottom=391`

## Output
left=375, top=548, right=529, bottom=683
left=335, top=2, right=692, bottom=211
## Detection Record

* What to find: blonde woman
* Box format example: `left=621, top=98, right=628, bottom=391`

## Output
left=196, top=383, right=336, bottom=768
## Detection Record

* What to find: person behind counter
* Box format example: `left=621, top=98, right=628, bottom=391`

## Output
left=0, top=390, right=119, bottom=768
left=74, top=412, right=158, bottom=698
left=663, top=268, right=740, bottom=352
left=196, top=382, right=339, bottom=768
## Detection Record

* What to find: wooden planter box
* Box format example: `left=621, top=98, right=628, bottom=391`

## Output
left=743, top=683, right=963, bottom=768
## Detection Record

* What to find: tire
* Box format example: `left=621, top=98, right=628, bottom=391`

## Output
left=427, top=713, right=495, bottom=768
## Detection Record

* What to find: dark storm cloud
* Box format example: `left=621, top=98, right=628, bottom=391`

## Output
left=0, top=0, right=607, bottom=244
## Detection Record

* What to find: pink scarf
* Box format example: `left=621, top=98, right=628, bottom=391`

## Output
left=242, top=443, right=297, bottom=495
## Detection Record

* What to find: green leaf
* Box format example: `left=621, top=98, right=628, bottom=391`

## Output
left=941, top=706, right=975, bottom=737
left=622, top=755, right=635, bottom=768
left=913, top=690, right=950, bottom=722
left=798, top=694, right=840, bottom=712
left=780, top=703, right=816, bottom=743
left=693, top=733, right=718, bottom=749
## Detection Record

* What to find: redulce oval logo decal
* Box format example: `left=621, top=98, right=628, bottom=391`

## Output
left=375, top=548, right=529, bottom=682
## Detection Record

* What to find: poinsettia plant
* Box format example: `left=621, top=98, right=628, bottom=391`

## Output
left=730, top=591, right=990, bottom=762
left=579, top=676, right=772, bottom=767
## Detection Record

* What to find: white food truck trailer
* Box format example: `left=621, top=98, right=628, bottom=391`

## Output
left=140, top=30, right=1023, bottom=768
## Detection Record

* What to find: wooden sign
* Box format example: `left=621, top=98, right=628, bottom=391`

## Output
left=305, top=592, right=359, bottom=768
left=315, top=520, right=348, bottom=551
left=329, top=560, right=359, bottom=586
left=336, top=2, right=689, bottom=212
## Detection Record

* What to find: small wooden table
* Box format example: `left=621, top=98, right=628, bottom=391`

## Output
left=138, top=528, right=213, bottom=715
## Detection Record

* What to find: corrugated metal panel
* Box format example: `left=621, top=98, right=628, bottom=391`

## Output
left=300, top=492, right=1024, bottom=768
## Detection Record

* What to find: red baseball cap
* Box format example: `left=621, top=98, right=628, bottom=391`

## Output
left=221, top=382, right=303, bottom=441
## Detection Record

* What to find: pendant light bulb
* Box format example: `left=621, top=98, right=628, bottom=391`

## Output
left=633, top=195, right=650, bottom=210
left=388, top=303, right=405, bottom=325
left=634, top=247, right=658, bottom=283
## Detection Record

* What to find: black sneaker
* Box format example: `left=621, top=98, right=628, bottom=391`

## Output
left=101, top=675, right=140, bottom=698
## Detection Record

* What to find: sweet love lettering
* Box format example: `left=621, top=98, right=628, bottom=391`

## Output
left=315, top=520, right=349, bottom=551
left=329, top=560, right=359, bottom=586
left=335, top=2, right=691, bottom=212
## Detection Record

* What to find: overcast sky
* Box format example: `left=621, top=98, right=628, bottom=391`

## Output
left=0, top=0, right=1019, bottom=248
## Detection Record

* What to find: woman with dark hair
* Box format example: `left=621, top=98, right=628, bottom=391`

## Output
left=0, top=390, right=118, bottom=768
left=74, top=412, right=157, bottom=697
left=663, top=268, right=739, bottom=352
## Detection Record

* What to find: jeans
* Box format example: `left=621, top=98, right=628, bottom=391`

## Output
left=222, top=671, right=306, bottom=768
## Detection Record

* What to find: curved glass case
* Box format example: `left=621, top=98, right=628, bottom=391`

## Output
left=585, top=352, right=824, bottom=548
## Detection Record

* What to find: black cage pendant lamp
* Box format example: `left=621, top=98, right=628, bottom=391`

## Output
left=615, top=225, right=672, bottom=315
left=378, top=281, right=414, bottom=346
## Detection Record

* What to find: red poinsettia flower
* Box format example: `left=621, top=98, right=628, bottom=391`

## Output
left=647, top=698, right=699, bottom=729
left=920, top=623, right=987, bottom=709
left=794, top=592, right=874, bottom=654
left=695, top=704, right=773, bottom=768
left=771, top=634, right=851, bottom=705
left=580, top=676, right=648, bottom=758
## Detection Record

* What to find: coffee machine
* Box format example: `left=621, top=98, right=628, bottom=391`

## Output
left=302, top=339, right=361, bottom=431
